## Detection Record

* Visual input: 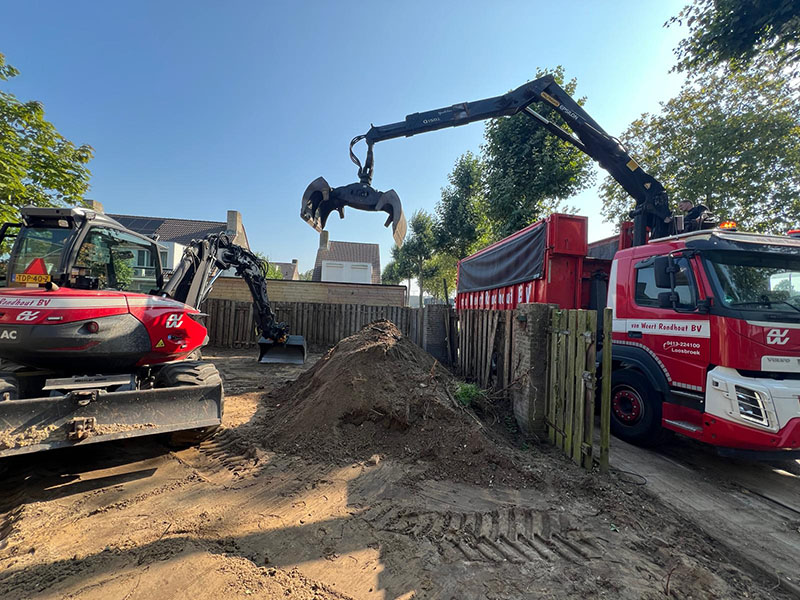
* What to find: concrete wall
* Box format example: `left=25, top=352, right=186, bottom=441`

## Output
left=207, top=276, right=406, bottom=306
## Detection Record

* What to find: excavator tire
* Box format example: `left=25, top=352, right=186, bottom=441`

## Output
left=185, top=349, right=202, bottom=361
left=155, top=361, right=223, bottom=447
left=0, top=374, right=19, bottom=401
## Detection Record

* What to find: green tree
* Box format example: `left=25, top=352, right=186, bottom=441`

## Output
left=599, top=63, right=800, bottom=233
left=0, top=53, right=93, bottom=224
left=421, top=253, right=457, bottom=301
left=298, top=268, right=314, bottom=281
left=381, top=260, right=403, bottom=284
left=253, top=251, right=285, bottom=279
left=383, top=246, right=416, bottom=303
left=669, top=0, right=800, bottom=76
left=434, top=152, right=490, bottom=258
left=402, top=210, right=436, bottom=299
left=481, top=66, right=594, bottom=239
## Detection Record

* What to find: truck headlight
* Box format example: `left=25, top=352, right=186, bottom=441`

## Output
left=734, top=386, right=770, bottom=427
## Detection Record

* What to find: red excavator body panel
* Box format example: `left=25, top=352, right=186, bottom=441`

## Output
left=0, top=287, right=207, bottom=373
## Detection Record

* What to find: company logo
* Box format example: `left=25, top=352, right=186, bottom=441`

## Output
left=16, top=310, right=40, bottom=322
left=0, top=329, right=18, bottom=341
left=165, top=313, right=184, bottom=328
left=766, top=328, right=790, bottom=345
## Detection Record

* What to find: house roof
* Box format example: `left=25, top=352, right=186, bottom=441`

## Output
left=109, top=214, right=231, bottom=246
left=313, top=241, right=381, bottom=284
left=272, top=261, right=299, bottom=280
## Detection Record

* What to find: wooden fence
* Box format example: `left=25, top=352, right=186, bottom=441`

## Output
left=546, top=307, right=612, bottom=472
left=203, top=298, right=420, bottom=348
left=457, top=309, right=514, bottom=390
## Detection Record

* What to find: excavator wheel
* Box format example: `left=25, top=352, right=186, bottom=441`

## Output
left=155, top=361, right=223, bottom=447
left=0, top=374, right=19, bottom=401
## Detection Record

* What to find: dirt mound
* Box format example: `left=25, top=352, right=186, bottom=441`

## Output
left=254, top=320, right=541, bottom=487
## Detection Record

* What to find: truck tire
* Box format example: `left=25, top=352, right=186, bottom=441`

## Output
left=155, top=361, right=223, bottom=447
left=609, top=369, right=666, bottom=447
left=0, top=374, right=18, bottom=401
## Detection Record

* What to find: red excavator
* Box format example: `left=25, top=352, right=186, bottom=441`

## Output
left=0, top=207, right=305, bottom=457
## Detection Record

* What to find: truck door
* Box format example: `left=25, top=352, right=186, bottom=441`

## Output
left=623, top=254, right=710, bottom=396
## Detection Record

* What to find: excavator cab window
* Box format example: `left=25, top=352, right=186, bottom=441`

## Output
left=73, top=226, right=160, bottom=293
left=6, top=225, right=73, bottom=287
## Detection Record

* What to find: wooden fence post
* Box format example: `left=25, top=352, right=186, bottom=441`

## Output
left=547, top=308, right=559, bottom=444
left=582, top=310, right=598, bottom=470
left=600, top=307, right=612, bottom=473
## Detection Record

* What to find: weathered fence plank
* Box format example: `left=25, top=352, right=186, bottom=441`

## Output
left=600, top=308, right=612, bottom=473
left=542, top=307, right=612, bottom=472
left=572, top=310, right=588, bottom=465
left=204, top=299, right=425, bottom=350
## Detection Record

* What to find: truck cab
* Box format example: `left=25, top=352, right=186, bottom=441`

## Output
left=611, top=228, right=800, bottom=453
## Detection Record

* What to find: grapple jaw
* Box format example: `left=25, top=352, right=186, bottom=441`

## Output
left=301, top=177, right=407, bottom=246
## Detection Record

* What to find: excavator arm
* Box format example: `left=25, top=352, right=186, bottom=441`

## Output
left=302, top=74, right=672, bottom=246
left=162, top=233, right=306, bottom=364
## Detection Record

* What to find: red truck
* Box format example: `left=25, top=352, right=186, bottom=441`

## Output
left=456, top=213, right=800, bottom=455
left=301, top=73, right=800, bottom=456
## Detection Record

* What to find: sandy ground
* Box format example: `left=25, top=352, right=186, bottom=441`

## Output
left=0, top=347, right=794, bottom=600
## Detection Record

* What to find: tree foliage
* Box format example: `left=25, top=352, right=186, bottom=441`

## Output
left=669, top=0, right=800, bottom=76
left=381, top=260, right=403, bottom=285
left=434, top=152, right=490, bottom=258
left=421, top=253, right=457, bottom=301
left=599, top=62, right=800, bottom=233
left=481, top=66, right=594, bottom=239
left=253, top=251, right=285, bottom=280
left=386, top=210, right=437, bottom=301
left=0, top=53, right=93, bottom=223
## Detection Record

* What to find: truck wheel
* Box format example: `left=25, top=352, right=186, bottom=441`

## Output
left=610, top=369, right=666, bottom=447
left=0, top=374, right=19, bottom=401
left=155, top=361, right=223, bottom=447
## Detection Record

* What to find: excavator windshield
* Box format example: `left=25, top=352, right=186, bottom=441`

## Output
left=6, top=226, right=73, bottom=286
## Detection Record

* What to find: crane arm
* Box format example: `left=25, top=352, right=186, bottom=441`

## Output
left=302, top=75, right=672, bottom=246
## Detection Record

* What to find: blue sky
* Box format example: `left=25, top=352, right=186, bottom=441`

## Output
left=2, top=1, right=687, bottom=277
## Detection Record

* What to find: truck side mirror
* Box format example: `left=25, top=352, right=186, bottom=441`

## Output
left=658, top=291, right=674, bottom=308
left=654, top=256, right=672, bottom=289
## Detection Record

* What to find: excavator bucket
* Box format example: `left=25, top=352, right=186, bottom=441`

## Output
left=301, top=177, right=407, bottom=246
left=258, top=334, right=307, bottom=365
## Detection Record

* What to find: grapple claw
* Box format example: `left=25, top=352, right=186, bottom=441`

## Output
left=301, top=176, right=333, bottom=232
left=300, top=179, right=407, bottom=245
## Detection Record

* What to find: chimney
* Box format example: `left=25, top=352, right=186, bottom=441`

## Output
left=86, top=199, right=105, bottom=213
left=319, top=230, right=330, bottom=250
left=291, top=259, right=298, bottom=265
left=228, top=210, right=242, bottom=242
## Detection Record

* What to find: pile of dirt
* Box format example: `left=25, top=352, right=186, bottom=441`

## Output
left=252, top=320, right=542, bottom=488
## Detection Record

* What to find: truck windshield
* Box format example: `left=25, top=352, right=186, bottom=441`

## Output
left=704, top=250, right=800, bottom=313
left=7, top=226, right=74, bottom=284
